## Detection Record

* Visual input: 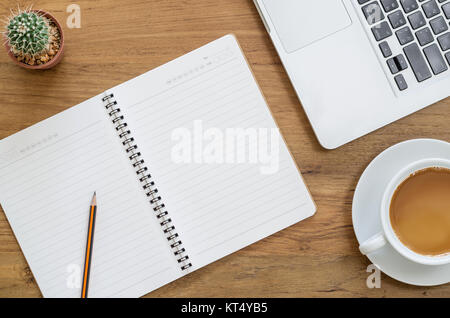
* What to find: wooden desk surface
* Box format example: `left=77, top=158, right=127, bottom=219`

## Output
left=0, top=0, right=449, bottom=298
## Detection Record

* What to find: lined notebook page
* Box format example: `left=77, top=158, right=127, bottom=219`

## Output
left=113, top=35, right=316, bottom=270
left=0, top=97, right=180, bottom=297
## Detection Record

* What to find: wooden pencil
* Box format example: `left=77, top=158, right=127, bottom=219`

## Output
left=81, top=192, right=97, bottom=298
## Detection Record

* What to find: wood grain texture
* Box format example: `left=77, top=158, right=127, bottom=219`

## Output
left=0, top=0, right=449, bottom=298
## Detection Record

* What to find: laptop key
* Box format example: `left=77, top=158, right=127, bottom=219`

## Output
left=429, top=16, right=448, bottom=35
left=443, top=3, right=450, bottom=19
left=400, top=0, right=419, bottom=13
left=379, top=41, right=393, bottom=57
left=403, top=43, right=432, bottom=81
left=394, top=74, right=408, bottom=90
left=372, top=21, right=393, bottom=40
left=388, top=10, right=407, bottom=28
left=446, top=52, right=450, bottom=65
left=362, top=2, right=385, bottom=25
left=387, top=54, right=409, bottom=73
left=396, top=26, right=414, bottom=44
left=395, top=54, right=409, bottom=70
left=423, top=43, right=448, bottom=74
left=381, top=0, right=400, bottom=12
left=408, top=11, right=427, bottom=30
left=422, top=0, right=440, bottom=18
left=437, top=32, right=450, bottom=51
left=416, top=27, right=434, bottom=46
left=387, top=58, right=400, bottom=73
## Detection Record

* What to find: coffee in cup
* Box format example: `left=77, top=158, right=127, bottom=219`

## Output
left=389, top=167, right=450, bottom=257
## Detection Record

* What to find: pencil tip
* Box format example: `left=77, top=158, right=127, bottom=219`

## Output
left=91, top=192, right=97, bottom=206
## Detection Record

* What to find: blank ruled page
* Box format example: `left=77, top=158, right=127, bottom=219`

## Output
left=0, top=97, right=179, bottom=297
left=112, top=35, right=316, bottom=270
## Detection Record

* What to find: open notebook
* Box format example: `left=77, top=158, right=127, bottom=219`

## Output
left=0, top=35, right=315, bottom=297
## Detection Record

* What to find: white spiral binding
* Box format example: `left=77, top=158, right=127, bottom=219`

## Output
left=102, top=93, right=192, bottom=271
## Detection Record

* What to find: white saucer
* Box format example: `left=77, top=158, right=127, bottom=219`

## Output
left=352, top=138, right=450, bottom=286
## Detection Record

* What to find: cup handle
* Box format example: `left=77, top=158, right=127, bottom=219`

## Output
left=359, top=232, right=387, bottom=255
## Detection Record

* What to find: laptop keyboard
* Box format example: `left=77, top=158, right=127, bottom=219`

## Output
left=357, top=0, right=450, bottom=91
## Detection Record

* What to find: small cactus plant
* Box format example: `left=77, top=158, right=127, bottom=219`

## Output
left=4, top=9, right=50, bottom=56
left=3, top=7, right=63, bottom=68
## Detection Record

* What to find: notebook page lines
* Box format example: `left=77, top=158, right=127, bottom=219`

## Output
left=176, top=164, right=292, bottom=230
left=24, top=188, right=140, bottom=266
left=0, top=106, right=177, bottom=297
left=191, top=179, right=305, bottom=247
left=144, top=103, right=272, bottom=167
left=11, top=164, right=131, bottom=237
left=139, top=93, right=260, bottom=158
left=0, top=120, right=102, bottom=201
left=130, top=59, right=248, bottom=134
left=196, top=204, right=302, bottom=256
left=127, top=55, right=240, bottom=113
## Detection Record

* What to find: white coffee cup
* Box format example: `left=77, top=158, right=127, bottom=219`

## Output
left=359, top=158, right=450, bottom=266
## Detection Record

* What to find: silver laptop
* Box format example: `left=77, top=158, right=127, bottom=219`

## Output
left=254, top=0, right=450, bottom=149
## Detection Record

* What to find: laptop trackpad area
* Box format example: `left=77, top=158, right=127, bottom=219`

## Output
left=262, top=0, right=352, bottom=53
